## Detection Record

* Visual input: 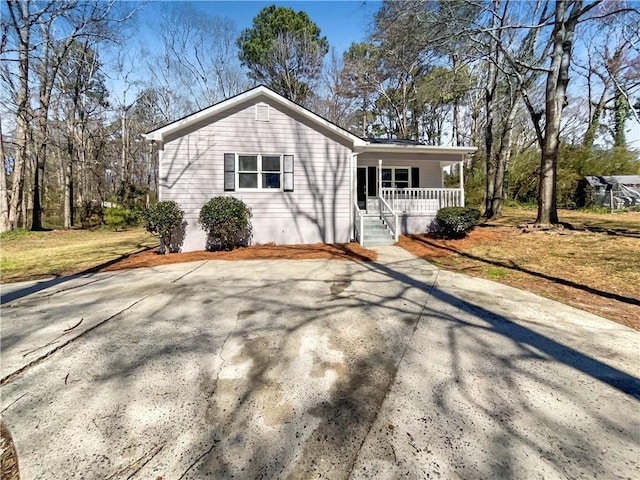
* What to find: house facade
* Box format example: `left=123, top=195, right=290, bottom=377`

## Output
left=143, top=86, right=476, bottom=251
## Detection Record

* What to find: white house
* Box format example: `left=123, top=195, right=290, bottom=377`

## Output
left=143, top=86, right=476, bottom=251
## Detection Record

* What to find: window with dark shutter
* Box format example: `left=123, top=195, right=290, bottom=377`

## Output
left=224, top=153, right=235, bottom=191
left=283, top=155, right=294, bottom=192
left=232, top=153, right=285, bottom=190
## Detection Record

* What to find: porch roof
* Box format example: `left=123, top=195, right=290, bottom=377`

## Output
left=354, top=141, right=477, bottom=166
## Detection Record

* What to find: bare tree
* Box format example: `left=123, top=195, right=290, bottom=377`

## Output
left=477, top=0, right=631, bottom=224
left=309, top=48, right=359, bottom=128
left=2, top=0, right=41, bottom=230
left=0, top=117, right=9, bottom=232
left=2, top=0, right=136, bottom=231
left=529, top=1, right=602, bottom=224
left=156, top=4, right=247, bottom=109
left=267, top=31, right=327, bottom=105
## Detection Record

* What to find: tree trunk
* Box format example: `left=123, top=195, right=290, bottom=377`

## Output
left=582, top=78, right=610, bottom=148
left=485, top=152, right=497, bottom=217
left=31, top=137, right=46, bottom=231
left=31, top=22, right=55, bottom=231
left=0, top=163, right=8, bottom=233
left=21, top=156, right=30, bottom=228
left=7, top=0, right=31, bottom=231
left=483, top=0, right=502, bottom=218
left=64, top=161, right=73, bottom=228
left=484, top=65, right=497, bottom=217
left=612, top=93, right=627, bottom=148
left=453, top=101, right=461, bottom=146
left=31, top=156, right=44, bottom=230
left=488, top=101, right=518, bottom=219
left=0, top=119, right=10, bottom=232
left=535, top=0, right=581, bottom=226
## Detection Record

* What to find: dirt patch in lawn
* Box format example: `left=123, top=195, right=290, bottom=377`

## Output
left=97, top=242, right=377, bottom=272
left=399, top=227, right=640, bottom=331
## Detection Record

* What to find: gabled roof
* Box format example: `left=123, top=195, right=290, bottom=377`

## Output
left=362, top=137, right=425, bottom=146
left=143, top=85, right=365, bottom=146
left=143, top=85, right=478, bottom=158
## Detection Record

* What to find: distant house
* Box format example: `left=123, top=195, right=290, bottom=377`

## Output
left=577, top=176, right=640, bottom=209
left=143, top=86, right=476, bottom=251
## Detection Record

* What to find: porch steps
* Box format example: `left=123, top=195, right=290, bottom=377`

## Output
left=361, top=216, right=395, bottom=247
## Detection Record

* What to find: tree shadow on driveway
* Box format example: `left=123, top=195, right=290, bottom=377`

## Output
left=1, top=255, right=638, bottom=479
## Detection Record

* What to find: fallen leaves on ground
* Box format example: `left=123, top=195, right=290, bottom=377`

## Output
left=399, top=227, right=640, bottom=331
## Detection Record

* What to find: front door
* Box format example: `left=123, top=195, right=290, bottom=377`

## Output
left=356, top=167, right=367, bottom=209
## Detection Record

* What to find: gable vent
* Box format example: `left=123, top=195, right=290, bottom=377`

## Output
left=255, top=103, right=270, bottom=122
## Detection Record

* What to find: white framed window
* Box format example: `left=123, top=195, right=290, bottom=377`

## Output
left=237, top=154, right=282, bottom=190
left=381, top=167, right=411, bottom=189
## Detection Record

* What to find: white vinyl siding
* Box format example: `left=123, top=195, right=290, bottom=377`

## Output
left=160, top=97, right=352, bottom=250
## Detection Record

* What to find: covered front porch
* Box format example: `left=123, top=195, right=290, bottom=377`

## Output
left=352, top=141, right=476, bottom=246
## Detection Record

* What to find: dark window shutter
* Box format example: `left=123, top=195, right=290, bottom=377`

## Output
left=411, top=167, right=420, bottom=188
left=224, top=153, right=235, bottom=191
left=283, top=155, right=294, bottom=192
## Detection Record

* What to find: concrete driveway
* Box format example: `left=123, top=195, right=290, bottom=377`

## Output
left=1, top=246, right=638, bottom=479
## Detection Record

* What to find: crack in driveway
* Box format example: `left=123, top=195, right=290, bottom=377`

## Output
left=1, top=262, right=208, bottom=386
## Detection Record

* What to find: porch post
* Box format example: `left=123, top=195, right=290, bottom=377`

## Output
left=459, top=161, right=465, bottom=207
left=378, top=159, right=382, bottom=198
left=351, top=153, right=356, bottom=240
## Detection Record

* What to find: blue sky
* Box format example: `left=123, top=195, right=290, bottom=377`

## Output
left=106, top=1, right=382, bottom=107
left=140, top=0, right=380, bottom=54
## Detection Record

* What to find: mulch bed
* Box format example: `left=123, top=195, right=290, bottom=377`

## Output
left=97, top=242, right=377, bottom=272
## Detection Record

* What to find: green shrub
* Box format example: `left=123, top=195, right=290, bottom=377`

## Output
left=435, top=206, right=481, bottom=239
left=126, top=207, right=143, bottom=226
left=104, top=207, right=127, bottom=230
left=199, top=196, right=252, bottom=250
left=142, top=201, right=185, bottom=253
left=104, top=207, right=142, bottom=230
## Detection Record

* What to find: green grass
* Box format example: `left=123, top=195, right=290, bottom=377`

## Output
left=0, top=229, right=49, bottom=241
left=0, top=228, right=157, bottom=282
left=486, top=266, right=507, bottom=279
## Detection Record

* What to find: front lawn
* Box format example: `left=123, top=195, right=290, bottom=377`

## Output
left=400, top=207, right=640, bottom=330
left=1, top=228, right=157, bottom=283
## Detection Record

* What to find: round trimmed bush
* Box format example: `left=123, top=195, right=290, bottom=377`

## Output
left=142, top=201, right=185, bottom=253
left=199, top=196, right=252, bottom=250
left=435, top=206, right=481, bottom=239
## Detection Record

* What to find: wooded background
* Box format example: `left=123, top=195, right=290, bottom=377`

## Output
left=1, top=0, right=639, bottom=232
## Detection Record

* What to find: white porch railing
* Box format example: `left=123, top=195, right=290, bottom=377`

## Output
left=354, top=202, right=364, bottom=246
left=378, top=195, right=399, bottom=242
left=381, top=188, right=464, bottom=214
